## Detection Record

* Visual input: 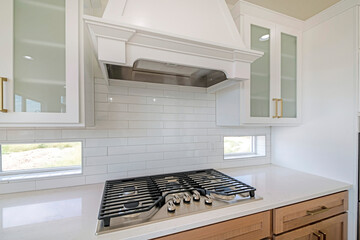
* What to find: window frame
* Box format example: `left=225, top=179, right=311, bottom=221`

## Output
left=223, top=135, right=265, bottom=160
left=0, top=140, right=83, bottom=177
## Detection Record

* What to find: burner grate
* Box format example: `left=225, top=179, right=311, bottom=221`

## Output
left=98, top=169, right=256, bottom=227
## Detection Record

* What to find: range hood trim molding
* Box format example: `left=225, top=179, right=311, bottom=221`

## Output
left=84, top=11, right=263, bottom=89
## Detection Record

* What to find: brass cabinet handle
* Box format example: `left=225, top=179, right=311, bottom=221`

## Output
left=278, top=98, right=283, bottom=118
left=319, top=230, right=327, bottom=240
left=306, top=206, right=329, bottom=216
left=312, top=232, right=322, bottom=240
left=272, top=98, right=278, bottom=118
left=0, top=77, right=8, bottom=113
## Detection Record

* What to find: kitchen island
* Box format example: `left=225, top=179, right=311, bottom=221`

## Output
left=0, top=164, right=351, bottom=240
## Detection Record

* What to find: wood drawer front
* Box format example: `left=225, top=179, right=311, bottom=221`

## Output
left=273, top=213, right=347, bottom=240
left=273, top=191, right=348, bottom=234
left=154, top=211, right=271, bottom=240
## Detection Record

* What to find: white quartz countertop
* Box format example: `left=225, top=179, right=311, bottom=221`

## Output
left=0, top=164, right=351, bottom=240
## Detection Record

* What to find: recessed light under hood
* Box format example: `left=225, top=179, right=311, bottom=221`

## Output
left=84, top=0, right=263, bottom=92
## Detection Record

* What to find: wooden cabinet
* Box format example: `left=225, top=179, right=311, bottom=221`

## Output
left=273, top=191, right=348, bottom=234
left=273, top=191, right=348, bottom=240
left=0, top=0, right=80, bottom=126
left=274, top=213, right=347, bottom=240
left=154, top=211, right=271, bottom=240
left=216, top=15, right=301, bottom=126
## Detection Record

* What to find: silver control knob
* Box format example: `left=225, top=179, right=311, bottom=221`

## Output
left=204, top=195, right=213, bottom=205
left=167, top=201, right=176, bottom=212
left=173, top=195, right=181, bottom=205
left=183, top=193, right=191, bottom=204
left=192, top=190, right=200, bottom=202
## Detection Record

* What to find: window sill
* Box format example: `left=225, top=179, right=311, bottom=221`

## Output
left=224, top=154, right=266, bottom=160
left=0, top=169, right=82, bottom=183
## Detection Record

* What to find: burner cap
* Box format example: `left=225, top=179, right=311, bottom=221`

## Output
left=123, top=201, right=139, bottom=209
left=120, top=186, right=136, bottom=196
left=165, top=182, right=182, bottom=190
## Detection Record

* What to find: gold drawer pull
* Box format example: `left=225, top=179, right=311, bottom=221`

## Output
left=272, top=98, right=278, bottom=118
left=312, top=232, right=321, bottom=240
left=306, top=206, right=329, bottom=216
left=0, top=77, right=7, bottom=113
left=319, top=230, right=327, bottom=240
left=278, top=98, right=283, bottom=118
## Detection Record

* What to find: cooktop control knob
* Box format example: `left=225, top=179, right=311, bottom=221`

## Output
left=167, top=201, right=176, bottom=212
left=183, top=193, right=191, bottom=203
left=173, top=195, right=181, bottom=205
left=204, top=195, right=213, bottom=205
left=192, top=190, right=200, bottom=202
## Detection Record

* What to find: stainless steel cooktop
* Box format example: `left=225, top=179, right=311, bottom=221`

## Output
left=96, top=169, right=261, bottom=235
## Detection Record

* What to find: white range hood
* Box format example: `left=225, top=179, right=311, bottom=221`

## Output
left=84, top=0, right=263, bottom=91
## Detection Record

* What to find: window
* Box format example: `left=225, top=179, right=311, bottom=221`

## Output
left=0, top=142, right=82, bottom=179
left=224, top=136, right=265, bottom=160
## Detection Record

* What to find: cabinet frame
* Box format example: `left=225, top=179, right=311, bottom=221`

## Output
left=240, top=15, right=302, bottom=125
left=0, top=0, right=79, bottom=124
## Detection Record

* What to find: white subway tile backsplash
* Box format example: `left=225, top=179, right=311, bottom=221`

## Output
left=108, top=161, right=146, bottom=173
left=34, top=130, right=62, bottom=140
left=163, top=106, right=193, bottom=114
left=7, top=130, right=35, bottom=141
left=128, top=104, right=163, bottom=113
left=95, top=103, right=128, bottom=112
left=83, top=165, right=108, bottom=175
left=0, top=130, right=6, bottom=140
left=108, top=145, right=147, bottom=155
left=109, top=94, right=147, bottom=104
left=163, top=150, right=194, bottom=159
left=129, top=121, right=163, bottom=129
left=95, top=93, right=108, bottom=102
left=130, top=152, right=164, bottom=162
left=0, top=81, right=270, bottom=194
left=86, top=138, right=127, bottom=147
left=163, top=136, right=194, bottom=144
left=129, top=87, right=164, bottom=97
left=35, top=176, right=86, bottom=190
left=109, top=129, right=147, bottom=137
left=95, top=121, right=129, bottom=129
left=62, top=130, right=108, bottom=138
left=83, top=147, right=107, bottom=157
left=86, top=155, right=129, bottom=166
left=128, top=137, right=163, bottom=145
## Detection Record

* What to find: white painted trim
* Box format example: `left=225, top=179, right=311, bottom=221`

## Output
left=207, top=79, right=241, bottom=93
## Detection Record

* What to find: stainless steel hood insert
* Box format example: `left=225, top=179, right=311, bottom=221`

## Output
left=107, top=60, right=227, bottom=87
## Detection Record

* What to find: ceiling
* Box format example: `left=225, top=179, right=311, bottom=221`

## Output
left=226, top=0, right=341, bottom=20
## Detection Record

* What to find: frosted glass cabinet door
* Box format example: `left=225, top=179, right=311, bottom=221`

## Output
left=280, top=33, right=297, bottom=118
left=250, top=24, right=271, bottom=118
left=0, top=0, right=79, bottom=124
left=14, top=0, right=66, bottom=113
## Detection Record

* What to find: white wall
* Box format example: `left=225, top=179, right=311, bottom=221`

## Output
left=0, top=78, right=270, bottom=194
left=271, top=7, right=358, bottom=239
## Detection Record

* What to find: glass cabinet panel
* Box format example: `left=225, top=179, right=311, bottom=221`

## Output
left=14, top=0, right=66, bottom=113
left=280, top=33, right=297, bottom=118
left=250, top=25, right=271, bottom=117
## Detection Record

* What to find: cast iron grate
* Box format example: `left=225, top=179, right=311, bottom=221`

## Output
left=98, top=169, right=256, bottom=227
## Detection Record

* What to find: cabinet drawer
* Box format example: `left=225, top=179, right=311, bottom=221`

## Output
left=154, top=211, right=271, bottom=240
left=273, top=213, right=347, bottom=240
left=273, top=191, right=348, bottom=234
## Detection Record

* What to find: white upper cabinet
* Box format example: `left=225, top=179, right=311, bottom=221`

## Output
left=216, top=14, right=302, bottom=126
left=0, top=0, right=80, bottom=126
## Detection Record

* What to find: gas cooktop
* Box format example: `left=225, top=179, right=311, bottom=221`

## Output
left=96, top=169, right=261, bottom=235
